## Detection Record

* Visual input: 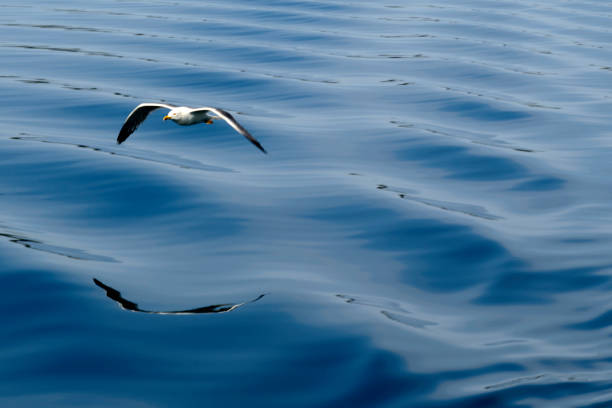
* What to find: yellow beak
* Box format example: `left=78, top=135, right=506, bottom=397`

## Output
left=163, top=115, right=171, bottom=120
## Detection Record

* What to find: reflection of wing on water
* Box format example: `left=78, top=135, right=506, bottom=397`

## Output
left=93, top=278, right=265, bottom=315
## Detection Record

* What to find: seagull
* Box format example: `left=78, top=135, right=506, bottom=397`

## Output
left=117, top=103, right=266, bottom=153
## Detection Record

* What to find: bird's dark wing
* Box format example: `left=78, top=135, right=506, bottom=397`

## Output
left=117, top=103, right=174, bottom=144
left=193, top=107, right=267, bottom=154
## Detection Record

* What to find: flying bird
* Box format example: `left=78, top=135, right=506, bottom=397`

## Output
left=116, top=103, right=266, bottom=153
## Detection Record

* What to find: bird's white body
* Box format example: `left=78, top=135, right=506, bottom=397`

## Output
left=165, top=106, right=214, bottom=126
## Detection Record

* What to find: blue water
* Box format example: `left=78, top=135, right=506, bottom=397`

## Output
left=2, top=1, right=612, bottom=406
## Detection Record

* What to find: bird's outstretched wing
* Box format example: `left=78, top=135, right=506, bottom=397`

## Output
left=194, top=107, right=267, bottom=154
left=117, top=103, right=175, bottom=144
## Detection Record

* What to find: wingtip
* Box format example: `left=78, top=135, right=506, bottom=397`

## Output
left=248, top=139, right=267, bottom=154
left=253, top=141, right=267, bottom=154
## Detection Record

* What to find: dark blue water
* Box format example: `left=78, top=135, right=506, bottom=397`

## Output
left=2, top=1, right=612, bottom=407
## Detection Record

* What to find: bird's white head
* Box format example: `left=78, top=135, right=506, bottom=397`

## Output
left=163, top=109, right=179, bottom=121
left=163, top=107, right=192, bottom=123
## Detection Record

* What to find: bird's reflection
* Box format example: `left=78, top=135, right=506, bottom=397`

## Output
left=93, top=278, right=265, bottom=314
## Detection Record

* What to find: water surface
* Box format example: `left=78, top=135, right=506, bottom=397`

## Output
left=2, top=1, right=612, bottom=407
